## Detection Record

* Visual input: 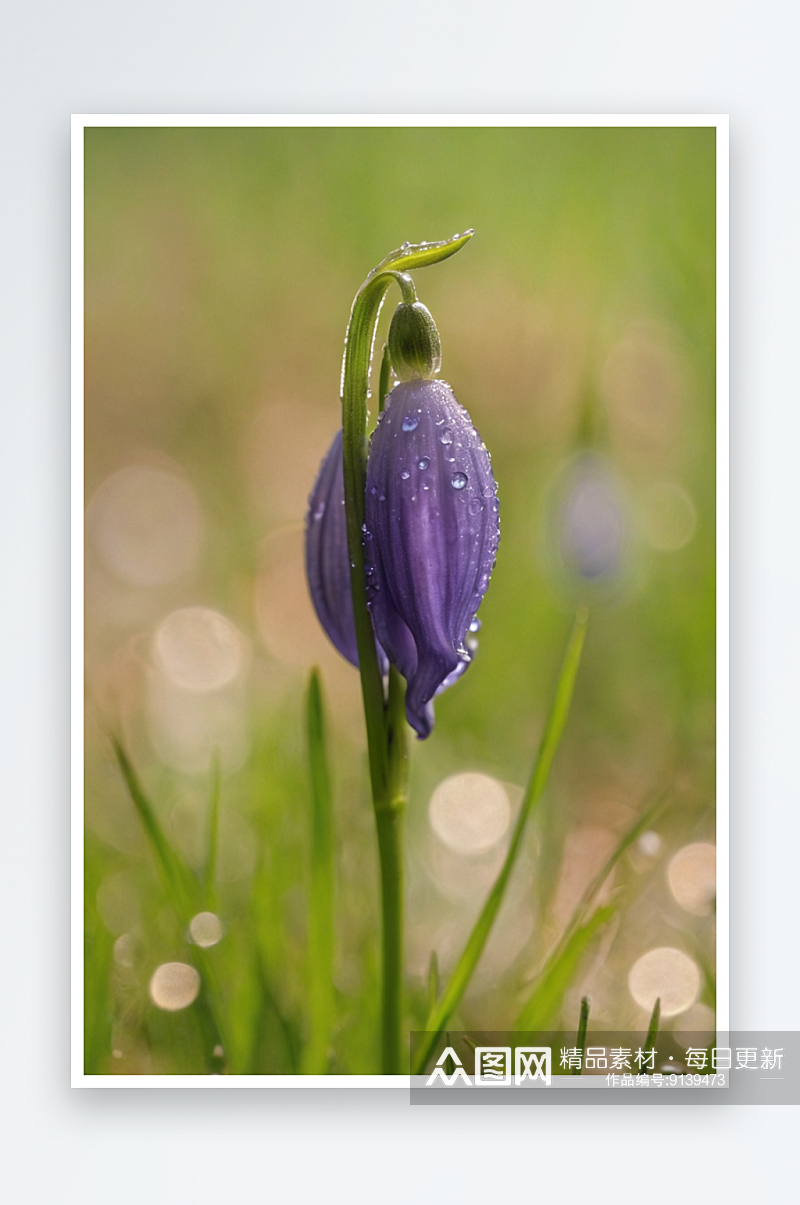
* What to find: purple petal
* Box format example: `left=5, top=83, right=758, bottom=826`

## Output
left=365, top=379, right=500, bottom=738
left=305, top=430, right=388, bottom=673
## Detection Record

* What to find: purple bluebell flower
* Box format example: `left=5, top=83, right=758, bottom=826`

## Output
left=305, top=429, right=362, bottom=667
left=364, top=378, right=500, bottom=738
left=549, top=451, right=628, bottom=584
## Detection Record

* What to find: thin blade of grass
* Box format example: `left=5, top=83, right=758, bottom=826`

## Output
left=112, top=737, right=234, bottom=1065
left=204, top=750, right=221, bottom=909
left=644, top=996, right=661, bottom=1051
left=573, top=995, right=591, bottom=1074
left=111, top=736, right=196, bottom=922
left=301, top=669, right=336, bottom=1074
left=517, top=903, right=616, bottom=1031
left=515, top=790, right=670, bottom=1031
left=412, top=610, right=588, bottom=1075
left=427, top=951, right=439, bottom=1017
left=256, top=950, right=301, bottom=1074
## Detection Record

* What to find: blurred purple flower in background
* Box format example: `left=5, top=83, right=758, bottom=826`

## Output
left=548, top=451, right=630, bottom=586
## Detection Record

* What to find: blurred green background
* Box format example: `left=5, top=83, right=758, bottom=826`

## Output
left=84, top=126, right=716, bottom=1074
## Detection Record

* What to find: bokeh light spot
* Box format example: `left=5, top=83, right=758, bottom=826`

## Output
left=428, top=773, right=511, bottom=854
left=113, top=934, right=138, bottom=968
left=638, top=830, right=662, bottom=858
left=628, top=947, right=700, bottom=1017
left=641, top=481, right=697, bottom=551
left=667, top=842, right=716, bottom=915
left=149, top=962, right=200, bottom=1011
left=154, top=607, right=246, bottom=692
left=86, top=465, right=203, bottom=588
left=189, top=911, right=224, bottom=948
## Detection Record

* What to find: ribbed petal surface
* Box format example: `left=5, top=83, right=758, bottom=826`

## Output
left=305, top=430, right=360, bottom=667
left=364, top=379, right=500, bottom=738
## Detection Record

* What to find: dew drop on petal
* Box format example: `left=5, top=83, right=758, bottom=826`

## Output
left=468, top=497, right=483, bottom=515
left=439, top=428, right=453, bottom=445
left=401, top=469, right=410, bottom=480
left=451, top=472, right=468, bottom=490
left=402, top=415, right=419, bottom=432
left=418, top=457, right=430, bottom=470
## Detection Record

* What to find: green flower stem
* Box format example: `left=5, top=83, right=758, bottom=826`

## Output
left=375, top=666, right=407, bottom=1072
left=339, top=233, right=473, bottom=1073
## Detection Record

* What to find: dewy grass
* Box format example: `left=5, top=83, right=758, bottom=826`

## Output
left=112, top=736, right=230, bottom=1067
left=302, top=669, right=336, bottom=1074
left=411, top=610, right=587, bottom=1075
left=515, top=792, right=670, bottom=1032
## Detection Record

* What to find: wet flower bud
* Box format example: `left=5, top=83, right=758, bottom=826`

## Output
left=387, top=301, right=442, bottom=381
left=364, top=378, right=500, bottom=738
left=305, top=429, right=361, bottom=667
left=305, top=430, right=389, bottom=673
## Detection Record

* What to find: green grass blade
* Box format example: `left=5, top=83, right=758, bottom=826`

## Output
left=515, top=790, right=670, bottom=1031
left=573, top=995, right=590, bottom=1075
left=517, top=903, right=616, bottom=1031
left=111, top=736, right=197, bottom=922
left=84, top=914, right=114, bottom=1073
left=112, top=738, right=234, bottom=1067
left=412, top=610, right=588, bottom=1074
left=204, top=750, right=221, bottom=908
left=301, top=669, right=336, bottom=1074
left=252, top=951, right=301, bottom=1074
left=644, top=996, right=661, bottom=1051
left=427, top=950, right=440, bottom=1017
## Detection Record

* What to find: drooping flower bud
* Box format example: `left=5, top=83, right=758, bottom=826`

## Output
left=387, top=301, right=442, bottom=381
left=305, top=429, right=361, bottom=667
left=364, top=378, right=500, bottom=738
